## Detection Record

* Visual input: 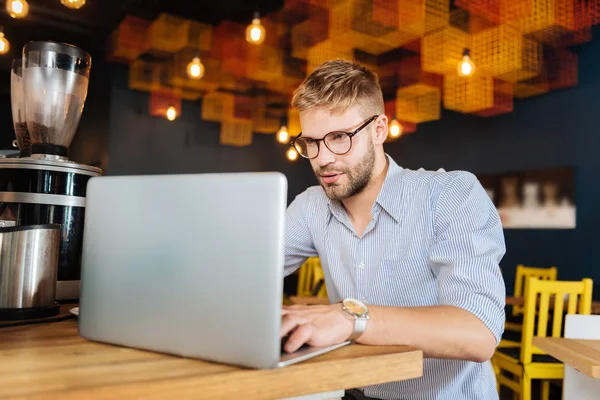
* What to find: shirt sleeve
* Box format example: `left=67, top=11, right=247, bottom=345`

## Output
left=284, top=190, right=318, bottom=277
left=429, top=171, right=506, bottom=344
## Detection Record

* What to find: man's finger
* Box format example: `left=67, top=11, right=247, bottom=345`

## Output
left=284, top=304, right=308, bottom=310
left=282, top=305, right=330, bottom=316
left=280, top=313, right=309, bottom=338
left=284, top=323, right=314, bottom=353
left=281, top=306, right=314, bottom=318
left=281, top=305, right=308, bottom=315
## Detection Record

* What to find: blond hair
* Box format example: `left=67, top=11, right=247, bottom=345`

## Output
left=291, top=59, right=384, bottom=118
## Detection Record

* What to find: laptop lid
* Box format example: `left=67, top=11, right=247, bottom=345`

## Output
left=78, top=172, right=287, bottom=369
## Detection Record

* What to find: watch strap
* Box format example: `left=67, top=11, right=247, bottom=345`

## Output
left=349, top=316, right=368, bottom=340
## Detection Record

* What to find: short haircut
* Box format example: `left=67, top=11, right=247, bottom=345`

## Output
left=291, top=59, right=384, bottom=118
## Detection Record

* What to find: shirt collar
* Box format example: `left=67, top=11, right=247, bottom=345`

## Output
left=326, top=154, right=404, bottom=224
left=375, top=154, right=404, bottom=223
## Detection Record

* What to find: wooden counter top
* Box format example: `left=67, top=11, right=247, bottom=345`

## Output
left=0, top=316, right=423, bottom=400
left=533, top=337, right=600, bottom=378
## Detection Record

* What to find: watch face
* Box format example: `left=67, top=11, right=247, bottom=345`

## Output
left=344, top=299, right=366, bottom=316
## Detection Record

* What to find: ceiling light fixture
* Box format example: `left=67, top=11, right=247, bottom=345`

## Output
left=246, top=12, right=265, bottom=45
left=7, top=0, right=29, bottom=19
left=61, top=0, right=86, bottom=10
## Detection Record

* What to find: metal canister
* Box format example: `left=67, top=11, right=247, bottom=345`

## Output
left=0, top=224, right=60, bottom=319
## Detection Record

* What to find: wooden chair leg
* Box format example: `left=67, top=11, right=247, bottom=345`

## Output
left=510, top=372, right=519, bottom=400
left=521, top=375, right=532, bottom=400
left=541, top=380, right=550, bottom=400
left=491, top=360, right=500, bottom=394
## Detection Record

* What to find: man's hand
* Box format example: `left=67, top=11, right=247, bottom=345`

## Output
left=280, top=304, right=354, bottom=353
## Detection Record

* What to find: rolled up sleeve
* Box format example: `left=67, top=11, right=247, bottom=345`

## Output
left=429, top=171, right=506, bottom=344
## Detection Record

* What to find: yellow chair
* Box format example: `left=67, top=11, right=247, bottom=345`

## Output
left=310, top=263, right=328, bottom=298
left=297, top=258, right=315, bottom=297
left=297, top=257, right=328, bottom=298
left=493, top=276, right=593, bottom=400
left=500, top=265, right=558, bottom=349
left=511, top=265, right=558, bottom=322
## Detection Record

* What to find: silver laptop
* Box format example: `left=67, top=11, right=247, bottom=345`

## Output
left=78, top=172, right=350, bottom=369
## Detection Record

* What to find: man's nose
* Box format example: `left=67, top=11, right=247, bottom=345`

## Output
left=316, top=143, right=335, bottom=167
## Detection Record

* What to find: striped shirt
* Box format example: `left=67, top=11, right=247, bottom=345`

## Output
left=284, top=155, right=506, bottom=400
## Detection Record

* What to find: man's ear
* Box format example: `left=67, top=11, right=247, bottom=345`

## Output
left=372, top=114, right=389, bottom=145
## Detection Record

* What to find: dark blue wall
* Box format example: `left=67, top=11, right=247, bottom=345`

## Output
left=384, top=29, right=600, bottom=291
left=106, top=66, right=318, bottom=206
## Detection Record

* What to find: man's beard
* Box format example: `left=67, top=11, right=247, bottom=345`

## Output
left=315, top=140, right=376, bottom=201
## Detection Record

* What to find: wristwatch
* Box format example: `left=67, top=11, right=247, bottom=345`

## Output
left=342, top=298, right=369, bottom=340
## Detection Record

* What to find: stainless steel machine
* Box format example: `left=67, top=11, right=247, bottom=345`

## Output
left=0, top=224, right=61, bottom=319
left=0, top=41, right=102, bottom=305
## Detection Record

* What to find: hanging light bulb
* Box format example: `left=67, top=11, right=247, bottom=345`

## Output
left=277, top=125, right=289, bottom=143
left=246, top=12, right=266, bottom=45
left=389, top=118, right=403, bottom=138
left=186, top=56, right=205, bottom=79
left=0, top=29, right=10, bottom=55
left=458, top=48, right=475, bottom=77
left=166, top=106, right=177, bottom=121
left=6, top=0, right=29, bottom=19
left=286, top=147, right=298, bottom=161
left=61, top=0, right=86, bottom=9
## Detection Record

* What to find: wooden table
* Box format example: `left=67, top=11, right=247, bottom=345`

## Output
left=506, top=297, right=600, bottom=314
left=0, top=316, right=423, bottom=400
left=533, top=337, right=600, bottom=379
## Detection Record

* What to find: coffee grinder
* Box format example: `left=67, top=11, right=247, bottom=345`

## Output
left=0, top=41, right=102, bottom=301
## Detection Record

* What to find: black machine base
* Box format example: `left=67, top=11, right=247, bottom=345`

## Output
left=0, top=302, right=60, bottom=321
left=31, top=143, right=69, bottom=158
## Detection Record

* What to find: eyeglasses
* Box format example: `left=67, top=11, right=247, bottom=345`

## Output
left=290, top=115, right=379, bottom=159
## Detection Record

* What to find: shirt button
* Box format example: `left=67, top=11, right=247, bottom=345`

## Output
left=358, top=262, right=365, bottom=268
left=362, top=297, right=368, bottom=303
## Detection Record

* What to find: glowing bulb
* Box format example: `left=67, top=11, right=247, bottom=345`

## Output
left=166, top=106, right=177, bottom=121
left=458, top=48, right=475, bottom=77
left=61, top=0, right=86, bottom=9
left=250, top=26, right=262, bottom=41
left=287, top=147, right=298, bottom=161
left=389, top=119, right=402, bottom=138
left=7, top=0, right=29, bottom=19
left=11, top=1, right=22, bottom=13
left=186, top=57, right=205, bottom=79
left=246, top=13, right=266, bottom=45
left=0, top=33, right=10, bottom=55
left=277, top=125, right=289, bottom=143
left=460, top=58, right=473, bottom=75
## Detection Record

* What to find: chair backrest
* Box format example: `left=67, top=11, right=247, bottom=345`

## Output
left=513, top=265, right=558, bottom=316
left=297, top=257, right=324, bottom=297
left=310, top=264, right=328, bottom=298
left=521, top=277, right=594, bottom=364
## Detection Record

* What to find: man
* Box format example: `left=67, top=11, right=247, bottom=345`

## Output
left=281, top=59, right=506, bottom=400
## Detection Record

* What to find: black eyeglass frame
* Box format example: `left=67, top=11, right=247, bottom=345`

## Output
left=289, top=115, right=379, bottom=159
